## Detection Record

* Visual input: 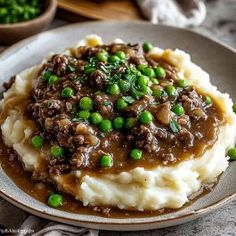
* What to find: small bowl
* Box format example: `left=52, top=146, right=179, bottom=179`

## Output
left=0, top=0, right=57, bottom=45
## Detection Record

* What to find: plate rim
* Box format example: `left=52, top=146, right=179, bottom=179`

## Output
left=0, top=21, right=235, bottom=59
left=0, top=20, right=236, bottom=229
left=0, top=185, right=236, bottom=227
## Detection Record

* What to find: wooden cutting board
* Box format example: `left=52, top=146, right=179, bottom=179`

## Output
left=57, top=0, right=144, bottom=21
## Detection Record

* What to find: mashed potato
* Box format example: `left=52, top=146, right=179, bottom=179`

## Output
left=1, top=35, right=236, bottom=211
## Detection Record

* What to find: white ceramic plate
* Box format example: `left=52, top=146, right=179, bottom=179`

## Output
left=0, top=21, right=236, bottom=231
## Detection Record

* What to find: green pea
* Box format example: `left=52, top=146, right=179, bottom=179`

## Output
left=28, top=6, right=37, bottom=15
left=116, top=98, right=128, bottom=110
left=97, top=51, right=108, bottom=62
left=78, top=110, right=90, bottom=119
left=136, top=75, right=149, bottom=87
left=134, top=70, right=142, bottom=76
left=0, top=8, right=7, bottom=16
left=154, top=67, right=166, bottom=78
left=99, top=119, right=113, bottom=133
left=90, top=112, right=103, bottom=125
left=113, top=117, right=124, bottom=129
left=48, top=75, right=59, bottom=85
left=171, top=104, right=185, bottom=116
left=153, top=88, right=163, bottom=99
left=139, top=110, right=153, bottom=124
left=31, top=135, right=43, bottom=149
left=115, top=51, right=126, bottom=60
left=23, top=12, right=30, bottom=21
left=141, top=85, right=153, bottom=95
left=50, top=145, right=64, bottom=158
left=16, top=6, right=24, bottom=15
left=47, top=193, right=63, bottom=208
left=150, top=78, right=159, bottom=84
left=108, top=55, right=120, bottom=64
left=233, top=104, right=236, bottom=114
left=165, top=85, right=177, bottom=97
left=61, top=87, right=74, bottom=98
left=227, top=148, right=236, bottom=161
left=125, top=117, right=136, bottom=129
left=130, top=149, right=142, bottom=160
left=143, top=42, right=153, bottom=53
left=178, top=79, right=188, bottom=88
left=99, top=154, right=113, bottom=168
left=118, top=80, right=130, bottom=92
left=142, top=68, right=156, bottom=78
left=205, top=96, right=213, bottom=105
left=107, top=84, right=120, bottom=95
left=79, top=97, right=93, bottom=110
left=137, top=64, right=148, bottom=71
left=42, top=71, right=52, bottom=81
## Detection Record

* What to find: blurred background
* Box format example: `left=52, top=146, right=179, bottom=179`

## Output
left=57, top=0, right=236, bottom=47
left=0, top=0, right=235, bottom=48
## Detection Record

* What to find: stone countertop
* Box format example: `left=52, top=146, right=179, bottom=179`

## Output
left=101, top=201, right=236, bottom=236
left=195, top=0, right=236, bottom=48
left=0, top=0, right=235, bottom=235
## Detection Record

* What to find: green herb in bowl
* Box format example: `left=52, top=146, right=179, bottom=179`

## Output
left=0, top=0, right=42, bottom=24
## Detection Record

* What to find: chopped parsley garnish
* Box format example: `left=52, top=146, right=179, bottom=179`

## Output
left=123, top=70, right=145, bottom=99
left=71, top=117, right=84, bottom=122
left=122, top=96, right=135, bottom=104
left=103, top=101, right=112, bottom=106
left=47, top=100, right=53, bottom=108
left=169, top=120, right=181, bottom=133
left=67, top=64, right=76, bottom=72
left=99, top=132, right=106, bottom=138
left=70, top=104, right=78, bottom=115
left=150, top=101, right=159, bottom=106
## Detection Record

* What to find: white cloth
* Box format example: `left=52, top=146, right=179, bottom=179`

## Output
left=137, top=0, right=206, bottom=27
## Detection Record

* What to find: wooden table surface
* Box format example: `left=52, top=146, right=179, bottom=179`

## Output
left=57, top=0, right=143, bottom=21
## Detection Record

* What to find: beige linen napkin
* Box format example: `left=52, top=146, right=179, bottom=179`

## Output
left=0, top=198, right=98, bottom=236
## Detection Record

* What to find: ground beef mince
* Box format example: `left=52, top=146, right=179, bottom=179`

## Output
left=26, top=42, right=225, bottom=173
left=3, top=75, right=16, bottom=91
